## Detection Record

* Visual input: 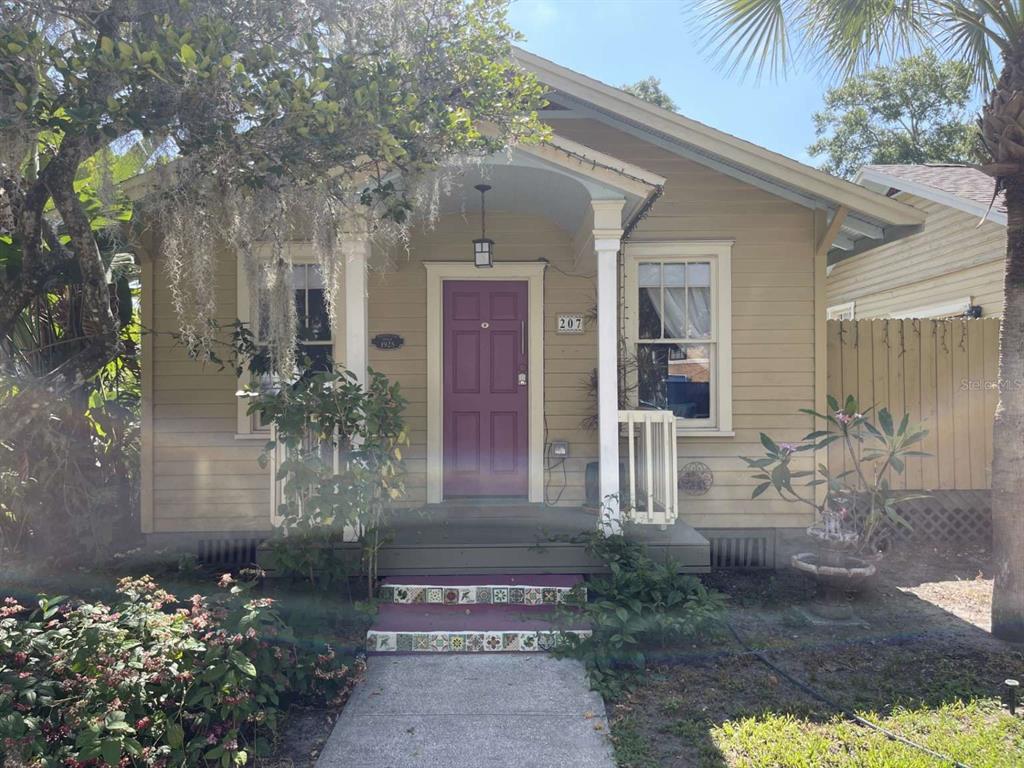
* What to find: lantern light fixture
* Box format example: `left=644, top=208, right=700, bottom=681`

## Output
left=473, top=183, right=494, bottom=268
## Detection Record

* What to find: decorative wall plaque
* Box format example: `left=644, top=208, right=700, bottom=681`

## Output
left=372, top=333, right=405, bottom=350
left=679, top=461, right=714, bottom=496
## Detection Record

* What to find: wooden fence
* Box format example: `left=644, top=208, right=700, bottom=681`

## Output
left=826, top=319, right=1000, bottom=491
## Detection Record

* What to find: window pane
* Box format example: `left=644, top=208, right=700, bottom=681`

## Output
left=306, top=288, right=331, bottom=341
left=637, top=343, right=712, bottom=419
left=687, top=262, right=711, bottom=287
left=663, top=263, right=685, bottom=287
left=638, top=263, right=661, bottom=287
left=687, top=286, right=711, bottom=338
left=638, top=287, right=662, bottom=340
left=298, top=344, right=333, bottom=373
left=291, top=264, right=308, bottom=290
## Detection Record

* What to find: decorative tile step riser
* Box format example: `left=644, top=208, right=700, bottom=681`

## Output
left=367, top=629, right=591, bottom=653
left=379, top=584, right=585, bottom=606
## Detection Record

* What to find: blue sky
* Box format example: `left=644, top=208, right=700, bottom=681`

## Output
left=508, top=0, right=831, bottom=166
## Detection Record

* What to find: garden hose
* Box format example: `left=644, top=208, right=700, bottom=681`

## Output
left=722, top=619, right=974, bottom=768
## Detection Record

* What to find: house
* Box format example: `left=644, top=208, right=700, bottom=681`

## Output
left=137, top=49, right=924, bottom=570
left=827, top=164, right=1006, bottom=320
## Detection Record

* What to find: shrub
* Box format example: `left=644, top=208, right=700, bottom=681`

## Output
left=0, top=573, right=357, bottom=767
left=558, top=532, right=726, bottom=699
left=249, top=367, right=408, bottom=596
left=741, top=394, right=929, bottom=551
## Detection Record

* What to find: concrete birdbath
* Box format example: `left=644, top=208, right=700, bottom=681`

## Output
left=791, top=511, right=876, bottom=620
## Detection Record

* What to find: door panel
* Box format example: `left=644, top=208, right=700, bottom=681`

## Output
left=443, top=280, right=528, bottom=496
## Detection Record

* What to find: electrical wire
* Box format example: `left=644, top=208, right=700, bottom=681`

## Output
left=542, top=415, right=568, bottom=505
left=722, top=619, right=975, bottom=768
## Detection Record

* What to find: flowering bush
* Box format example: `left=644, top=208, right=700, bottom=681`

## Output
left=741, top=394, right=929, bottom=551
left=0, top=573, right=358, bottom=767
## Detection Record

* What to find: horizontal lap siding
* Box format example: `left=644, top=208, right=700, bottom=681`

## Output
left=148, top=245, right=268, bottom=534
left=146, top=119, right=823, bottom=533
left=370, top=214, right=597, bottom=506
left=555, top=119, right=817, bottom=529
left=827, top=194, right=1005, bottom=318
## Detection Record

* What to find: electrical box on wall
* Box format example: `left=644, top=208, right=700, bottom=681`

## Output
left=550, top=440, right=569, bottom=458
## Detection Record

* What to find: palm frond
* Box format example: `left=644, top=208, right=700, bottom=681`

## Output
left=694, top=0, right=796, bottom=80
left=938, top=0, right=1014, bottom=91
left=802, top=0, right=932, bottom=80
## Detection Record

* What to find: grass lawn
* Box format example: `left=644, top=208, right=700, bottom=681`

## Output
left=610, top=547, right=1024, bottom=768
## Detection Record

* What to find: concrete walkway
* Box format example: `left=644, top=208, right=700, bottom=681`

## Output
left=315, top=655, right=615, bottom=768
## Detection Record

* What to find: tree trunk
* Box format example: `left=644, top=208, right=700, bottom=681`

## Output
left=992, top=176, right=1024, bottom=642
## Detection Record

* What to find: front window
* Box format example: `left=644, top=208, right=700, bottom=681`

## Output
left=250, top=264, right=334, bottom=431
left=636, top=260, right=714, bottom=422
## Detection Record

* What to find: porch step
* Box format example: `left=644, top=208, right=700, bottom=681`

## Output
left=366, top=604, right=590, bottom=654
left=368, top=574, right=590, bottom=654
left=377, top=573, right=587, bottom=605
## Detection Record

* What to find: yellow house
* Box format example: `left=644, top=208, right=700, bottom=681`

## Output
left=827, top=164, right=1005, bottom=320
left=138, top=50, right=924, bottom=570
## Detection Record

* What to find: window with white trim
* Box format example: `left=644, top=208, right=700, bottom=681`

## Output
left=625, top=242, right=733, bottom=433
left=237, top=259, right=337, bottom=435
left=827, top=301, right=856, bottom=321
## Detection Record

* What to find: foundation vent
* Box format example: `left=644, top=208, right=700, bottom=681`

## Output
left=197, top=538, right=263, bottom=567
left=706, top=532, right=773, bottom=569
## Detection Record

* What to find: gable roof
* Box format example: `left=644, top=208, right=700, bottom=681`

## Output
left=856, top=164, right=1006, bottom=226
left=513, top=47, right=925, bottom=259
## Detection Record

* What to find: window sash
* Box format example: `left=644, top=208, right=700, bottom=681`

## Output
left=636, top=341, right=716, bottom=424
left=242, top=261, right=335, bottom=434
left=637, top=258, right=716, bottom=344
left=625, top=242, right=732, bottom=434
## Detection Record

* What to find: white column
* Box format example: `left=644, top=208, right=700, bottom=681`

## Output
left=344, top=231, right=370, bottom=386
left=596, top=236, right=622, bottom=534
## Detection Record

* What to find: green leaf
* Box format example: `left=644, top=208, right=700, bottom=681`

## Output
left=878, top=408, right=894, bottom=436
left=180, top=44, right=197, bottom=66
left=166, top=722, right=184, bottom=749
left=760, top=433, right=779, bottom=454
left=752, top=481, right=771, bottom=499
left=101, top=739, right=121, bottom=766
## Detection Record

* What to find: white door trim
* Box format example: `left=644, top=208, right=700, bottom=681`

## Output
left=424, top=261, right=546, bottom=503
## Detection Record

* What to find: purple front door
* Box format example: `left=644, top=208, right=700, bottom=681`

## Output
left=443, top=280, right=529, bottom=497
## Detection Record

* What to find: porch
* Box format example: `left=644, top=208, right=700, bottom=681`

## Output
left=278, top=502, right=710, bottom=576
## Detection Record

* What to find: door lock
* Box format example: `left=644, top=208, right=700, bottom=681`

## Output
left=518, top=372, right=527, bottom=386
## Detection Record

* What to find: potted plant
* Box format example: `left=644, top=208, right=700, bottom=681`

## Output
left=742, top=395, right=929, bottom=615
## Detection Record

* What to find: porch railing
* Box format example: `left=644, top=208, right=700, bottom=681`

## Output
left=618, top=410, right=679, bottom=526
left=269, top=423, right=361, bottom=541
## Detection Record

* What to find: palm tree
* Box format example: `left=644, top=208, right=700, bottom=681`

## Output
left=693, top=0, right=1024, bottom=641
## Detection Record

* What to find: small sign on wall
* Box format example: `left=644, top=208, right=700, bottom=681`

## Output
left=556, top=314, right=584, bottom=334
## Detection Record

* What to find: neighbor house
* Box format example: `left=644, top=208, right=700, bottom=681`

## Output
left=827, top=164, right=1006, bottom=320
left=137, top=50, right=924, bottom=570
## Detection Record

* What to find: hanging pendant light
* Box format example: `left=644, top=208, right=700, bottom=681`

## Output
left=473, top=183, right=494, bottom=268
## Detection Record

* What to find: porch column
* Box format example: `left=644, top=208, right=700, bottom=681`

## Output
left=593, top=199, right=625, bottom=533
left=344, top=225, right=370, bottom=386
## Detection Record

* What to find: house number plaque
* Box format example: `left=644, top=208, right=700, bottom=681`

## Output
left=556, top=314, right=584, bottom=334
left=371, top=333, right=404, bottom=350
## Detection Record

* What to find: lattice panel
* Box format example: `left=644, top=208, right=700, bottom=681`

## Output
left=853, top=491, right=991, bottom=548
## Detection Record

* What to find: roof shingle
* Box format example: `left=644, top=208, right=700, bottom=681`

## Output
left=861, top=164, right=1004, bottom=214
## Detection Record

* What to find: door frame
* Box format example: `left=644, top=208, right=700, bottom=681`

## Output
left=425, top=261, right=546, bottom=503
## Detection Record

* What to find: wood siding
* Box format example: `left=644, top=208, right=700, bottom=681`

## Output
left=554, top=119, right=819, bottom=529
left=827, top=193, right=1005, bottom=318
left=147, top=243, right=268, bottom=534
left=826, top=318, right=998, bottom=490
left=144, top=118, right=824, bottom=534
